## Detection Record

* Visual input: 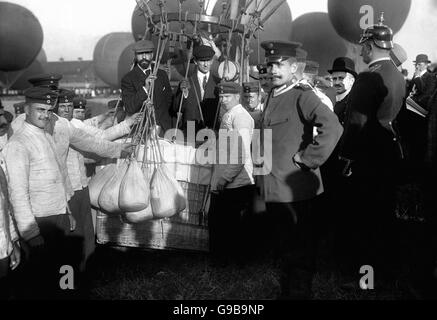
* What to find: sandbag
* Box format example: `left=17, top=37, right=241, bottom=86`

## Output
left=98, top=161, right=129, bottom=214
left=119, top=160, right=150, bottom=212
left=121, top=205, right=154, bottom=224
left=88, top=163, right=117, bottom=208
left=150, top=164, right=186, bottom=218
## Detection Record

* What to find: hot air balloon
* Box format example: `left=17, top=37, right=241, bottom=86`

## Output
left=327, top=0, right=411, bottom=44
left=0, top=2, right=43, bottom=72
left=10, top=49, right=48, bottom=91
left=291, top=12, right=347, bottom=75
left=93, top=32, right=135, bottom=88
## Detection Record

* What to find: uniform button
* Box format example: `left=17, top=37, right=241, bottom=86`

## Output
left=389, top=121, right=392, bottom=125
left=393, top=138, right=397, bottom=141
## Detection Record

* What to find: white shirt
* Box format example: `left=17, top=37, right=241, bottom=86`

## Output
left=197, top=70, right=210, bottom=100
left=211, top=104, right=255, bottom=190
left=12, top=114, right=124, bottom=198
left=0, top=152, right=18, bottom=259
left=3, top=122, right=70, bottom=241
left=67, top=118, right=131, bottom=191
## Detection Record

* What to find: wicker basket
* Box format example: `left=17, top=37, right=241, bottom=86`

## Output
left=96, top=180, right=210, bottom=252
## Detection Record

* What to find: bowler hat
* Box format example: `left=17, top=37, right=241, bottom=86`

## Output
left=328, top=57, right=357, bottom=78
left=413, top=54, right=431, bottom=64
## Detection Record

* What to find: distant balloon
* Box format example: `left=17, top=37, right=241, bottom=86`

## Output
left=0, top=2, right=43, bottom=71
left=10, top=61, right=45, bottom=90
left=0, top=48, right=47, bottom=90
left=93, top=32, right=134, bottom=87
left=117, top=43, right=135, bottom=85
left=328, top=0, right=411, bottom=44
left=291, top=12, right=347, bottom=75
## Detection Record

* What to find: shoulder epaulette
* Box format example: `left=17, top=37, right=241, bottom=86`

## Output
left=295, top=82, right=312, bottom=91
left=369, top=63, right=382, bottom=72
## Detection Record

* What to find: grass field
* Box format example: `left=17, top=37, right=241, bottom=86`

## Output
left=87, top=239, right=418, bottom=300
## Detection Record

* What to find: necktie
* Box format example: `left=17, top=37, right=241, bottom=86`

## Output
left=203, top=75, right=208, bottom=91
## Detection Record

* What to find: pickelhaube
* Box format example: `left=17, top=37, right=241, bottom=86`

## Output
left=359, top=12, right=393, bottom=50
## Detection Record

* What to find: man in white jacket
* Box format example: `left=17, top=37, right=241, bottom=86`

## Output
left=0, top=152, right=20, bottom=299
left=56, top=89, right=139, bottom=277
left=5, top=87, right=135, bottom=298
left=209, top=82, right=255, bottom=264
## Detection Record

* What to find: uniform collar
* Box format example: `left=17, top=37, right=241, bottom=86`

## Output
left=368, top=57, right=391, bottom=69
left=272, top=80, right=298, bottom=97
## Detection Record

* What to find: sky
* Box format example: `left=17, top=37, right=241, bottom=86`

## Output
left=5, top=0, right=326, bottom=62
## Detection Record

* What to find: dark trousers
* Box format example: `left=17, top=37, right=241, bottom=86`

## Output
left=67, top=187, right=96, bottom=272
left=0, top=257, right=11, bottom=299
left=265, top=200, right=320, bottom=298
left=17, top=214, right=71, bottom=299
left=345, top=161, right=400, bottom=279
left=208, top=185, right=255, bottom=261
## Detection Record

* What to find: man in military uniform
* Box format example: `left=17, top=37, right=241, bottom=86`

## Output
left=121, top=39, right=173, bottom=136
left=242, top=82, right=263, bottom=124
left=259, top=40, right=343, bottom=298
left=72, top=97, right=87, bottom=121
left=173, top=45, right=221, bottom=134
left=338, top=17, right=406, bottom=279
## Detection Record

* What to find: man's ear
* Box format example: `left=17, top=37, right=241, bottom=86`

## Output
left=24, top=104, right=30, bottom=115
left=290, top=62, right=298, bottom=74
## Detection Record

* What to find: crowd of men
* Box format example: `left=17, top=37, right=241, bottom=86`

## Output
left=1, top=16, right=437, bottom=300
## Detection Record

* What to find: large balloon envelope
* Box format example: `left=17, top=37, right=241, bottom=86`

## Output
left=93, top=32, right=134, bottom=87
left=328, top=0, right=411, bottom=44
left=291, top=12, right=347, bottom=75
left=0, top=2, right=43, bottom=72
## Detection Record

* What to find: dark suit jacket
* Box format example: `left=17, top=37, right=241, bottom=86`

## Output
left=172, top=71, right=221, bottom=131
left=121, top=65, right=173, bottom=133
left=340, top=59, right=406, bottom=165
left=410, top=71, right=437, bottom=110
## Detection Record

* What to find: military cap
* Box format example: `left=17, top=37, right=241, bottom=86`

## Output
left=24, top=87, right=58, bottom=105
left=133, top=39, right=155, bottom=54
left=413, top=54, right=431, bottom=64
left=28, top=73, right=63, bottom=90
left=359, top=12, right=393, bottom=49
left=107, top=99, right=124, bottom=110
left=73, top=97, right=87, bottom=109
left=328, top=57, right=357, bottom=77
left=304, top=60, right=319, bottom=75
left=216, top=82, right=242, bottom=94
left=193, top=45, right=215, bottom=61
left=390, top=44, right=408, bottom=68
left=13, top=101, right=26, bottom=115
left=243, top=82, right=260, bottom=93
left=257, top=64, right=268, bottom=75
left=261, top=40, right=302, bottom=63
left=57, top=88, right=75, bottom=104
left=1, top=110, right=14, bottom=123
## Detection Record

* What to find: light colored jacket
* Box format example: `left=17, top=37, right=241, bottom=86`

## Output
left=3, top=122, right=69, bottom=241
left=211, top=104, right=255, bottom=191
left=12, top=114, right=124, bottom=198
left=67, top=118, right=131, bottom=191
left=0, top=152, right=18, bottom=260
